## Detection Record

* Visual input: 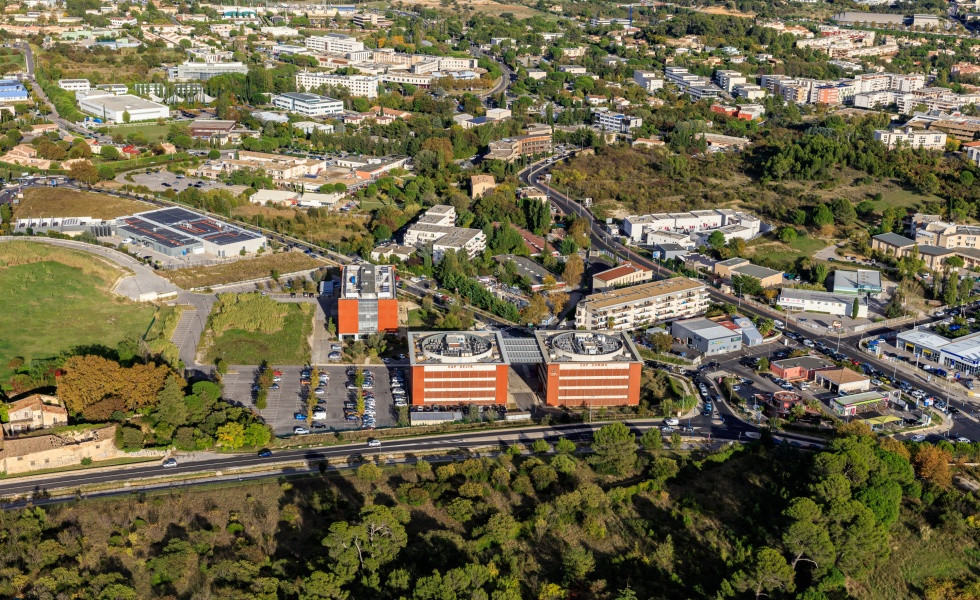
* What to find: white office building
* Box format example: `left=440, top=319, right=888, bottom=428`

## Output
left=592, top=110, right=642, bottom=133
left=295, top=71, right=379, bottom=98
left=271, top=92, right=343, bottom=117
left=173, top=61, right=249, bottom=81
left=776, top=288, right=868, bottom=318
left=77, top=91, right=170, bottom=122
left=714, top=69, right=748, bottom=93
left=304, top=34, right=365, bottom=54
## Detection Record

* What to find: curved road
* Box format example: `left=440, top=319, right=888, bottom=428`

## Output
left=519, top=157, right=980, bottom=438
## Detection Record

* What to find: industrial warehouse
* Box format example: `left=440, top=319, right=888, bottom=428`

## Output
left=116, top=207, right=266, bottom=257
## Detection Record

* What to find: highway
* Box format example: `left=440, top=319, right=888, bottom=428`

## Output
left=518, top=157, right=980, bottom=442
left=0, top=415, right=830, bottom=504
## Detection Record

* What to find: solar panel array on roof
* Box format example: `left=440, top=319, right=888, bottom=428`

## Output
left=502, top=337, right=545, bottom=364
left=119, top=216, right=199, bottom=248
left=132, top=208, right=264, bottom=247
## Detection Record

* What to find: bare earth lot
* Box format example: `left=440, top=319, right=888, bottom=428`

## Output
left=13, top=187, right=151, bottom=220
left=159, top=251, right=328, bottom=289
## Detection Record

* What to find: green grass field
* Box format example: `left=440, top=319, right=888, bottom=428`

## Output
left=201, top=295, right=313, bottom=365
left=0, top=242, right=156, bottom=382
left=747, top=234, right=831, bottom=270
left=105, top=123, right=171, bottom=143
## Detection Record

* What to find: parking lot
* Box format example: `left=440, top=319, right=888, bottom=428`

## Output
left=223, top=364, right=402, bottom=436
left=127, top=171, right=250, bottom=196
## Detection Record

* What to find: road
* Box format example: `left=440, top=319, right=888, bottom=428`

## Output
left=20, top=43, right=108, bottom=142
left=518, top=157, right=980, bottom=442
left=0, top=417, right=826, bottom=503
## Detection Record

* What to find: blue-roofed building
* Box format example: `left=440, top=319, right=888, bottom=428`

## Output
left=0, top=80, right=28, bottom=104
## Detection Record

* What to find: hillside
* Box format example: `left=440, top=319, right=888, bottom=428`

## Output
left=0, top=426, right=976, bottom=599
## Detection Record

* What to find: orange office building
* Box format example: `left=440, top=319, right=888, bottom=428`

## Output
left=407, top=331, right=510, bottom=405
left=535, top=331, right=642, bottom=407
left=337, top=264, right=398, bottom=339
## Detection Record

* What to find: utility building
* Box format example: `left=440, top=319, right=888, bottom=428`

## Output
left=336, top=264, right=398, bottom=339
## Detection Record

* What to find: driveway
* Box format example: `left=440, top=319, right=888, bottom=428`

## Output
left=0, top=236, right=182, bottom=301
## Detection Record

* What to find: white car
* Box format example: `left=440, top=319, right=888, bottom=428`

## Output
left=664, top=417, right=679, bottom=426
left=162, top=458, right=178, bottom=468
left=910, top=434, right=927, bottom=443
left=956, top=437, right=972, bottom=444
left=293, top=426, right=310, bottom=435
left=367, top=439, right=381, bottom=448
left=312, top=409, right=327, bottom=420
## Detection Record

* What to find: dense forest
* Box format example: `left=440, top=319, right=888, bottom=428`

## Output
left=1, top=424, right=978, bottom=599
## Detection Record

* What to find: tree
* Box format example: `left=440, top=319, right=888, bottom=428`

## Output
left=830, top=198, right=857, bottom=226
left=757, top=357, right=769, bottom=372
left=812, top=204, right=834, bottom=228
left=555, top=437, right=576, bottom=454
left=650, top=332, right=673, bottom=354
left=100, top=145, right=120, bottom=161
left=216, top=422, right=246, bottom=449
left=521, top=294, right=549, bottom=326
left=912, top=445, right=952, bottom=487
left=69, top=161, right=99, bottom=185
left=153, top=375, right=187, bottom=430
left=782, top=497, right=835, bottom=572
left=813, top=263, right=829, bottom=286
left=590, top=422, right=636, bottom=475
left=731, top=547, right=796, bottom=599
left=640, top=427, right=662, bottom=452
left=731, top=274, right=763, bottom=297
left=562, top=255, right=584, bottom=288
left=322, top=505, right=409, bottom=585
left=707, top=230, right=726, bottom=250
left=122, top=111, right=131, bottom=124
left=778, top=227, right=798, bottom=244
left=852, top=297, right=861, bottom=319
left=960, top=170, right=975, bottom=187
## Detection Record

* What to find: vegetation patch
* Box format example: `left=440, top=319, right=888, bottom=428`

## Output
left=13, top=187, right=151, bottom=220
left=0, top=241, right=155, bottom=383
left=201, top=293, right=313, bottom=365
left=159, top=251, right=326, bottom=289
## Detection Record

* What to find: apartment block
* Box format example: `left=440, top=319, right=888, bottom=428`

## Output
left=295, top=71, right=380, bottom=98
left=574, top=277, right=709, bottom=331
left=592, top=110, right=642, bottom=133
left=714, top=69, right=748, bottom=93
left=633, top=70, right=664, bottom=92
left=304, top=33, right=365, bottom=54
left=402, top=205, right=486, bottom=260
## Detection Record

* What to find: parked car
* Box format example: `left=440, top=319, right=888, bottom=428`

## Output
left=294, top=412, right=307, bottom=420
left=293, top=426, right=310, bottom=435
left=313, top=409, right=327, bottom=420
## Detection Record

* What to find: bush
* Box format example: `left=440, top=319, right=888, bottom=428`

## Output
left=115, top=425, right=145, bottom=451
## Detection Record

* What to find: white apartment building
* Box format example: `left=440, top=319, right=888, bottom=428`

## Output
left=854, top=90, right=897, bottom=109
left=714, top=69, right=748, bottom=93
left=271, top=92, right=343, bottom=117
left=967, top=144, right=980, bottom=167
left=633, top=70, right=664, bottom=92
left=295, top=72, right=380, bottom=98
left=402, top=205, right=486, bottom=260
left=574, top=278, right=709, bottom=331
left=304, top=33, right=365, bottom=54
left=874, top=127, right=947, bottom=150
left=58, top=78, right=90, bottom=91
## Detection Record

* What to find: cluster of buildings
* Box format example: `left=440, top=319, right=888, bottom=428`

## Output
left=897, top=328, right=980, bottom=376
left=872, top=216, right=980, bottom=271
left=773, top=268, right=879, bottom=318
left=406, top=330, right=644, bottom=408
left=402, top=205, right=487, bottom=261
left=664, top=66, right=723, bottom=101
left=795, top=28, right=894, bottom=59
left=622, top=209, right=765, bottom=247
left=670, top=315, right=763, bottom=356
left=485, top=131, right=554, bottom=162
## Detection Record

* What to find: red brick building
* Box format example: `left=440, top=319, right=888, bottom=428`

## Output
left=407, top=331, right=510, bottom=405
left=336, top=264, right=398, bottom=339
left=535, top=331, right=642, bottom=407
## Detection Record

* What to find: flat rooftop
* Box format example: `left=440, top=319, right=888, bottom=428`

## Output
left=408, top=331, right=509, bottom=366
left=834, top=391, right=887, bottom=406
left=581, top=277, right=705, bottom=310
left=936, top=331, right=980, bottom=363
left=772, top=356, right=834, bottom=370
left=79, top=93, right=167, bottom=112
left=833, top=269, right=882, bottom=291
left=125, top=207, right=264, bottom=247
left=674, top=317, right=740, bottom=340
left=535, top=330, right=642, bottom=363
left=341, top=264, right=395, bottom=300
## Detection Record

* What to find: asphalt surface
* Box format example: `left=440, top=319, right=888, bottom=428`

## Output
left=0, top=417, right=826, bottom=503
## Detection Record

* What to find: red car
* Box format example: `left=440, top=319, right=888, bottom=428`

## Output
left=273, top=369, right=283, bottom=376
